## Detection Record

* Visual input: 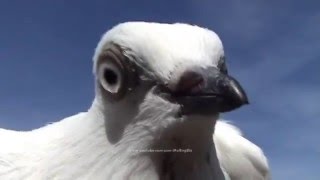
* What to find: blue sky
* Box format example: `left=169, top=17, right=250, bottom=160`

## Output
left=0, top=1, right=319, bottom=179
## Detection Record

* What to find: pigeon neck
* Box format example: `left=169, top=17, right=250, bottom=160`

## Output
left=88, top=97, right=225, bottom=179
left=149, top=116, right=225, bottom=180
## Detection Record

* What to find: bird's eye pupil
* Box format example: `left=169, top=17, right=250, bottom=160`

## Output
left=104, top=69, right=118, bottom=85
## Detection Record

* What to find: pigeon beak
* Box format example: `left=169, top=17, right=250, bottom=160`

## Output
left=165, top=67, right=249, bottom=115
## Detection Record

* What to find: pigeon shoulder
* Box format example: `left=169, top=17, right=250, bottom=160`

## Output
left=0, top=112, right=93, bottom=179
left=214, top=120, right=270, bottom=180
left=0, top=128, right=40, bottom=179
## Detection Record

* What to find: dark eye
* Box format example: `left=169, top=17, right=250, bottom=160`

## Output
left=218, top=56, right=228, bottom=74
left=104, top=68, right=118, bottom=85
left=98, top=60, right=123, bottom=94
left=96, top=44, right=140, bottom=100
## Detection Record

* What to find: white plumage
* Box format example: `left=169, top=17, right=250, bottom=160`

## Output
left=0, top=22, right=270, bottom=180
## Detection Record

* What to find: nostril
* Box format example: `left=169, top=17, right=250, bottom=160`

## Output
left=175, top=70, right=204, bottom=94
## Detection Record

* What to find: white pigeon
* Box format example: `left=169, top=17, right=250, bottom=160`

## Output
left=0, top=22, right=270, bottom=180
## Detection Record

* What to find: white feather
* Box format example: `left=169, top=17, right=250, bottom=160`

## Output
left=0, top=116, right=269, bottom=179
left=93, top=22, right=224, bottom=83
left=214, top=121, right=270, bottom=180
left=0, top=22, right=270, bottom=180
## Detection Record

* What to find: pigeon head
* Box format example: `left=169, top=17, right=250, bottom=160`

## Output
left=92, top=22, right=248, bottom=144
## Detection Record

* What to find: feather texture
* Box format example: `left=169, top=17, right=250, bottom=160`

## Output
left=0, top=22, right=270, bottom=180
left=0, top=114, right=269, bottom=179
